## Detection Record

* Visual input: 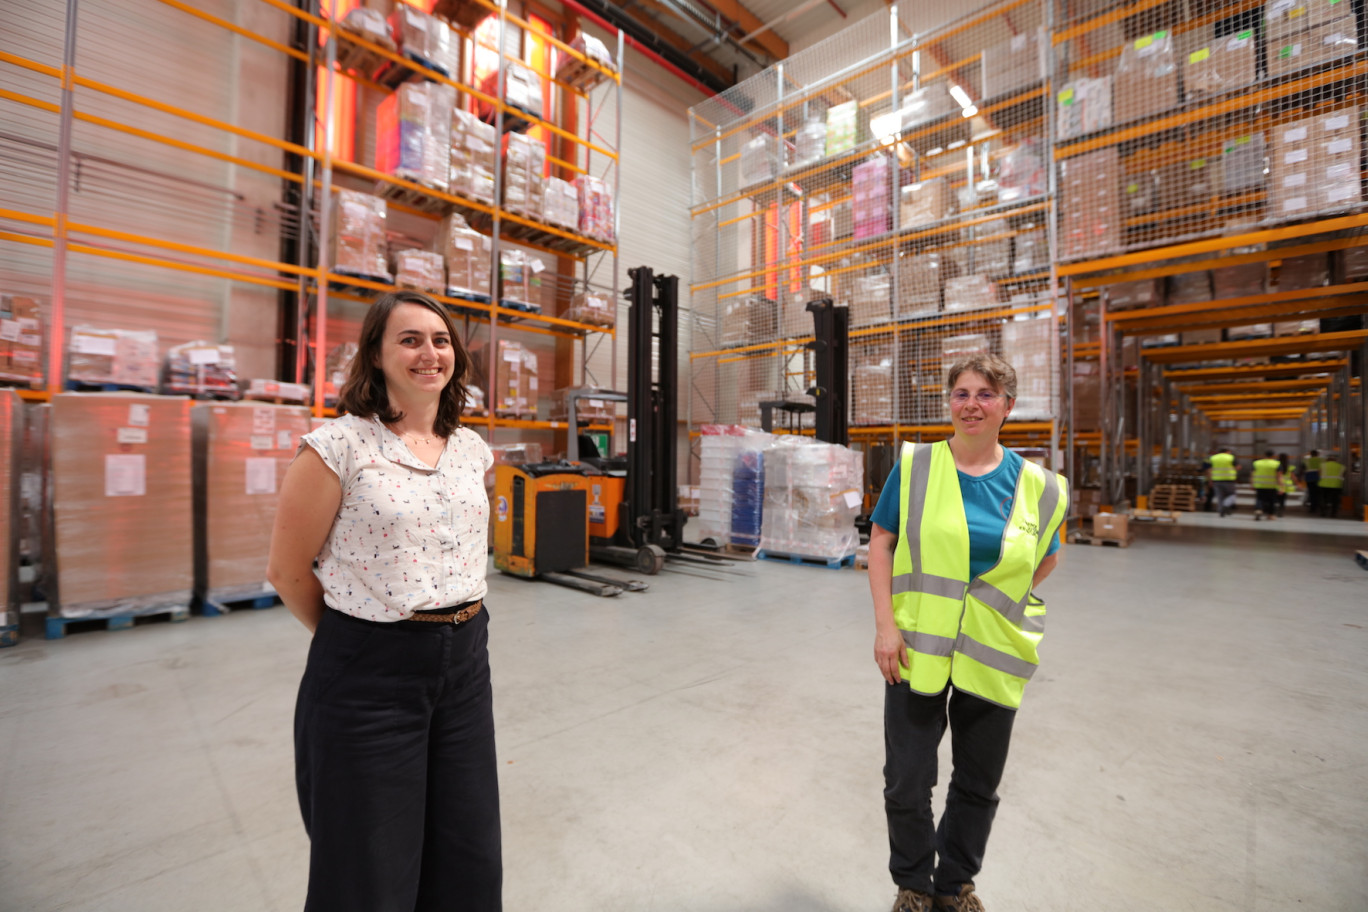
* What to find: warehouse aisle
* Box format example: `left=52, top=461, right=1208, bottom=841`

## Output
left=1, top=525, right=1366, bottom=912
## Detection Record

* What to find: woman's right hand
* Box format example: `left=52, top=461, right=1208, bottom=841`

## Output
left=874, top=623, right=905, bottom=685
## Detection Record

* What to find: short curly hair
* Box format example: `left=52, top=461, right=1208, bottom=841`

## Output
left=945, top=352, right=1018, bottom=400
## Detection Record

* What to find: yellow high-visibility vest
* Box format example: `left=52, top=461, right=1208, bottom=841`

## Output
left=1252, top=458, right=1280, bottom=490
left=891, top=441, right=1068, bottom=710
left=1209, top=452, right=1236, bottom=481
left=1319, top=460, right=1346, bottom=489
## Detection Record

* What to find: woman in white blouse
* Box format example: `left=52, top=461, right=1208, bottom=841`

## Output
left=268, top=290, right=500, bottom=911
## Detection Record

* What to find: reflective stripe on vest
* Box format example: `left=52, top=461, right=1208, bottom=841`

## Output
left=1319, top=460, right=1346, bottom=489
left=890, top=441, right=1068, bottom=709
left=1251, top=458, right=1280, bottom=490
left=1209, top=453, right=1236, bottom=481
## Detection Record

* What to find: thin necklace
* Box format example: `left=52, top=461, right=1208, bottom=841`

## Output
left=389, top=423, right=439, bottom=446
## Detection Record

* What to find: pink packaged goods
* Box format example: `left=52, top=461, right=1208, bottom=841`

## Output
left=575, top=175, right=615, bottom=242
left=852, top=154, right=891, bottom=240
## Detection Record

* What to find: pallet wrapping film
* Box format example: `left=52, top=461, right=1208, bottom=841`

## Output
left=0, top=392, right=19, bottom=643
left=0, top=294, right=43, bottom=387
left=549, top=387, right=615, bottom=423
left=388, top=4, right=455, bottom=73
left=845, top=271, right=891, bottom=327
left=49, top=393, right=192, bottom=618
left=499, top=249, right=544, bottom=311
left=1013, top=228, right=1048, bottom=275
left=449, top=108, right=497, bottom=204
left=1220, top=132, right=1267, bottom=194
left=697, top=426, right=749, bottom=545
left=982, top=27, right=1045, bottom=99
left=193, top=403, right=311, bottom=605
left=575, top=175, right=615, bottom=243
left=68, top=326, right=160, bottom=389
left=502, top=132, right=546, bottom=219
left=898, top=83, right=958, bottom=131
left=478, top=59, right=542, bottom=124
left=472, top=339, right=538, bottom=417
left=377, top=81, right=455, bottom=191
left=759, top=436, right=863, bottom=562
left=438, top=213, right=491, bottom=300
left=1056, top=76, right=1112, bottom=140
left=393, top=249, right=445, bottom=294
left=1059, top=148, right=1121, bottom=260
left=1115, top=31, right=1178, bottom=124
left=851, top=341, right=894, bottom=425
left=896, top=251, right=949, bottom=318
left=331, top=189, right=389, bottom=281
left=324, top=342, right=358, bottom=402
left=1267, top=14, right=1357, bottom=77
left=163, top=342, right=237, bottom=398
left=791, top=116, right=826, bottom=169
left=899, top=178, right=954, bottom=228
left=543, top=177, right=579, bottom=230
left=944, top=275, right=1000, bottom=313
left=566, top=290, right=615, bottom=328
left=998, top=138, right=1048, bottom=204
left=1184, top=30, right=1256, bottom=99
left=739, top=134, right=778, bottom=187
left=1269, top=107, right=1362, bottom=220
left=1001, top=316, right=1053, bottom=420
left=852, top=154, right=891, bottom=239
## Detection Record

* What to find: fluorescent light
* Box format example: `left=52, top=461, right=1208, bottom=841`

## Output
left=949, top=84, right=974, bottom=109
left=870, top=111, right=899, bottom=144
left=962, top=105, right=978, bottom=118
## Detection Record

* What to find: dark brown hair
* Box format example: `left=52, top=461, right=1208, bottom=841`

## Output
left=336, top=290, right=470, bottom=437
left=945, top=352, right=1018, bottom=400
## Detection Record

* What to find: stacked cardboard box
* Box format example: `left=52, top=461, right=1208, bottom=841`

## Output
left=1056, top=76, right=1112, bottom=139
left=1184, top=30, right=1256, bottom=99
left=1073, top=361, right=1102, bottom=429
left=1013, top=228, right=1048, bottom=275
left=68, top=326, right=159, bottom=389
left=50, top=393, right=193, bottom=618
left=896, top=251, right=947, bottom=318
left=982, top=27, right=1045, bottom=99
left=845, top=272, right=891, bottom=327
left=549, top=387, right=615, bottom=423
left=852, top=154, right=892, bottom=239
left=192, top=403, right=311, bottom=605
left=1059, top=148, right=1121, bottom=260
left=499, top=250, right=543, bottom=311
left=376, top=81, right=455, bottom=191
left=968, top=219, right=1012, bottom=276
left=790, top=116, right=826, bottom=169
left=0, top=392, right=17, bottom=642
left=1269, top=107, right=1362, bottom=220
left=0, top=294, right=43, bottom=387
left=1220, top=132, right=1267, bottom=194
left=1212, top=262, right=1267, bottom=298
left=899, top=178, right=954, bottom=227
left=1278, top=252, right=1329, bottom=289
left=575, top=175, right=615, bottom=242
left=473, top=340, right=538, bottom=417
left=331, top=189, right=389, bottom=281
left=1169, top=271, right=1213, bottom=305
left=943, top=275, right=1000, bottom=313
left=324, top=342, right=357, bottom=402
left=566, top=290, right=615, bottom=328
left=389, top=5, right=457, bottom=74
left=1115, top=31, right=1178, bottom=124
left=163, top=342, right=236, bottom=398
left=503, top=132, right=546, bottom=219
left=543, top=177, right=579, bottom=230
left=998, top=138, right=1048, bottom=203
left=477, top=60, right=542, bottom=123
left=1266, top=0, right=1357, bottom=77
left=899, top=83, right=957, bottom=130
left=438, top=213, right=491, bottom=300
left=449, top=108, right=497, bottom=204
left=1000, top=316, right=1053, bottom=420
left=759, top=438, right=863, bottom=561
left=393, top=249, right=445, bottom=293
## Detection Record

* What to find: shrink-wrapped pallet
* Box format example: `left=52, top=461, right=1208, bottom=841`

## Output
left=998, top=138, right=1048, bottom=203
left=697, top=427, right=749, bottom=545
left=575, top=175, right=615, bottom=243
left=68, top=326, right=160, bottom=389
left=895, top=251, right=947, bottom=318
left=759, top=437, right=862, bottom=562
left=502, top=132, right=546, bottom=219
left=393, top=249, right=445, bottom=294
left=1184, top=30, right=1256, bottom=99
left=49, top=393, right=192, bottom=618
left=1269, top=108, right=1362, bottom=220
left=324, top=341, right=357, bottom=403
left=1000, top=316, right=1053, bottom=420
left=0, top=294, right=44, bottom=388
left=163, top=342, right=237, bottom=398
left=982, top=27, right=1045, bottom=99
left=1059, top=148, right=1121, bottom=260
left=852, top=154, right=891, bottom=239
left=0, top=392, right=19, bottom=644
left=449, top=108, right=497, bottom=204
left=478, top=60, right=542, bottom=124
left=944, top=275, right=1000, bottom=313
left=1056, top=76, right=1112, bottom=140
left=566, top=290, right=615, bottom=328
left=472, top=339, right=538, bottom=417
left=376, top=81, right=455, bottom=191
left=825, top=101, right=858, bottom=156
left=1102, top=278, right=1162, bottom=310
left=739, top=134, right=778, bottom=187
left=1212, top=263, right=1267, bottom=298
left=845, top=271, right=891, bottom=328
left=438, top=213, right=491, bottom=300
left=1013, top=228, right=1048, bottom=275
left=790, top=116, right=826, bottom=169
left=499, top=249, right=543, bottom=311
left=899, top=178, right=954, bottom=227
left=543, top=177, right=579, bottom=230
left=549, top=387, right=615, bottom=423
left=331, top=189, right=389, bottom=281
left=851, top=340, right=894, bottom=425
left=1114, top=31, right=1178, bottom=124
left=193, top=403, right=312, bottom=607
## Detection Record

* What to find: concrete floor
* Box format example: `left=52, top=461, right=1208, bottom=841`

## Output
left=2, top=512, right=1367, bottom=911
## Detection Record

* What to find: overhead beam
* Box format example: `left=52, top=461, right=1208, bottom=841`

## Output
left=572, top=0, right=736, bottom=92
left=1177, top=378, right=1334, bottom=395
left=1139, top=329, right=1368, bottom=363
left=1163, top=359, right=1349, bottom=381
left=697, top=0, right=789, bottom=60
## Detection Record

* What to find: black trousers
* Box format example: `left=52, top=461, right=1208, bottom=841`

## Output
left=884, top=683, right=1016, bottom=897
left=295, top=606, right=502, bottom=912
left=1304, top=472, right=1320, bottom=511
left=1255, top=488, right=1279, bottom=516
left=1320, top=488, right=1341, bottom=517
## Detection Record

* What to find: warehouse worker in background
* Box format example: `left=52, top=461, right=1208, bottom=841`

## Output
left=1277, top=453, right=1295, bottom=517
left=1301, top=448, right=1323, bottom=513
left=268, top=291, right=502, bottom=912
left=1251, top=450, right=1282, bottom=522
left=867, top=353, right=1068, bottom=912
left=1318, top=452, right=1346, bottom=518
left=1207, top=446, right=1238, bottom=517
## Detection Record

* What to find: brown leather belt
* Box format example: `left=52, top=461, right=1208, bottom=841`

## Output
left=408, top=599, right=483, bottom=624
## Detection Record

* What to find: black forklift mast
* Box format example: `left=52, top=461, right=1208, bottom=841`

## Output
left=623, top=266, right=687, bottom=552
left=805, top=296, right=849, bottom=447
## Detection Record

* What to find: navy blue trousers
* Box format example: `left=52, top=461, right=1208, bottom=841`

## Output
left=295, top=606, right=502, bottom=912
left=884, top=683, right=1016, bottom=897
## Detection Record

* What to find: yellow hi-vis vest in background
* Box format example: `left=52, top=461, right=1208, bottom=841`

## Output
left=1319, top=459, right=1346, bottom=489
left=1304, top=455, right=1323, bottom=472
left=1283, top=472, right=1298, bottom=495
left=1252, top=458, right=1281, bottom=490
left=1209, top=452, right=1236, bottom=481
left=891, top=441, right=1068, bottom=710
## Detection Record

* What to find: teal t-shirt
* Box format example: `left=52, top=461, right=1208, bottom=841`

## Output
left=871, top=446, right=1060, bottom=579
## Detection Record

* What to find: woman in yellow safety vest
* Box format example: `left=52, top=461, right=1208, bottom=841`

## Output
left=867, top=353, right=1068, bottom=912
left=1318, top=453, right=1347, bottom=517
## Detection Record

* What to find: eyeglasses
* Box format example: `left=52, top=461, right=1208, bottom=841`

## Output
left=948, top=390, right=1006, bottom=405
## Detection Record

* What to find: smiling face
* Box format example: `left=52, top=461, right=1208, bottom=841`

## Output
left=374, top=301, right=454, bottom=403
left=948, top=369, right=1014, bottom=440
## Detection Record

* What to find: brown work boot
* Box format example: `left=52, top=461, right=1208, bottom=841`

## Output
left=891, top=887, right=934, bottom=912
left=934, top=883, right=986, bottom=911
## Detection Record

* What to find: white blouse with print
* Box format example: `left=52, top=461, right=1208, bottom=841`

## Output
left=301, top=414, right=494, bottom=622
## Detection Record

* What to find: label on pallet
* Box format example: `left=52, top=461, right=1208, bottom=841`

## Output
left=128, top=404, right=150, bottom=427
left=105, top=454, right=146, bottom=497
left=116, top=427, right=148, bottom=445
left=245, top=457, right=277, bottom=495
left=253, top=407, right=277, bottom=435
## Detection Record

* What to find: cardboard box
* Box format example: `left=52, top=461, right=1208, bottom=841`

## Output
left=1266, top=0, right=1352, bottom=39
left=825, top=101, right=859, bottom=156
left=1059, top=148, right=1121, bottom=260
left=449, top=108, right=497, bottom=204
left=1169, top=271, right=1213, bottom=304
left=1114, top=31, right=1179, bottom=124
left=1267, top=18, right=1357, bottom=77
left=1092, top=512, right=1129, bottom=540
left=943, top=275, right=999, bottom=313
left=50, top=393, right=193, bottom=616
left=1057, top=76, right=1113, bottom=140
left=472, top=339, right=538, bottom=416
left=845, top=272, right=891, bottom=327
left=896, top=251, right=947, bottom=318
left=1014, top=228, right=1048, bottom=275
left=1212, top=262, right=1267, bottom=298
left=899, top=178, right=953, bottom=227
left=982, top=27, right=1046, bottom=99
left=1220, top=132, right=1266, bottom=193
left=0, top=295, right=44, bottom=387
left=1184, top=31, right=1256, bottom=100
left=331, top=189, right=389, bottom=281
left=502, top=131, right=546, bottom=220
left=193, top=403, right=312, bottom=602
left=438, top=213, right=491, bottom=300
left=739, top=133, right=778, bottom=187
left=1269, top=107, right=1362, bottom=220
left=1278, top=253, right=1329, bottom=289
left=376, top=81, right=454, bottom=191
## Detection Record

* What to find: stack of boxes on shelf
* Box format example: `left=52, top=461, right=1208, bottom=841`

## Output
left=0, top=295, right=44, bottom=388
left=472, top=339, right=538, bottom=420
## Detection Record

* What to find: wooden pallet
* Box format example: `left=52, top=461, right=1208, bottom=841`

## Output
left=1069, top=532, right=1136, bottom=548
left=375, top=180, right=452, bottom=215
left=45, top=604, right=189, bottom=640
left=554, top=56, right=614, bottom=92
left=199, top=592, right=280, bottom=618
left=1132, top=508, right=1181, bottom=522
left=1149, top=484, right=1198, bottom=511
